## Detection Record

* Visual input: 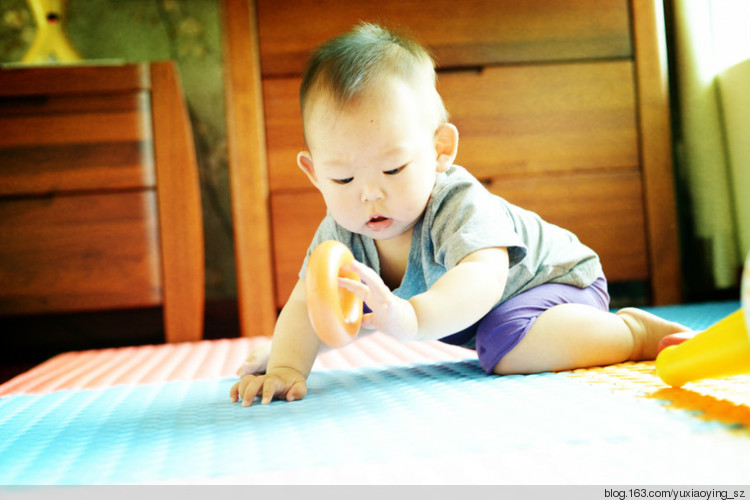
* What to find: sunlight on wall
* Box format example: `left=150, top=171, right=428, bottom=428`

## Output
left=672, top=0, right=750, bottom=291
left=711, top=0, right=750, bottom=266
left=688, top=0, right=750, bottom=84
left=709, top=0, right=750, bottom=72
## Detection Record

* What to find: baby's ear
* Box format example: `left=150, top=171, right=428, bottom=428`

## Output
left=434, top=123, right=459, bottom=172
left=297, top=151, right=319, bottom=187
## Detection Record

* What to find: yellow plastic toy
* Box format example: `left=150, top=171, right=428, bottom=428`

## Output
left=305, top=240, right=363, bottom=347
left=655, top=253, right=750, bottom=387
left=23, top=0, right=81, bottom=64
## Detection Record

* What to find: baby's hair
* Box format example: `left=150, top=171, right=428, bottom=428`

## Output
left=299, top=22, right=449, bottom=126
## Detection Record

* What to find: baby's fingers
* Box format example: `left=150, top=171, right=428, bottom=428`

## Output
left=260, top=375, right=307, bottom=404
left=260, top=377, right=283, bottom=405
left=234, top=375, right=266, bottom=407
left=286, top=378, right=308, bottom=402
left=229, top=380, right=241, bottom=402
left=348, top=260, right=381, bottom=285
left=338, top=276, right=370, bottom=301
left=347, top=261, right=392, bottom=303
left=229, top=375, right=255, bottom=403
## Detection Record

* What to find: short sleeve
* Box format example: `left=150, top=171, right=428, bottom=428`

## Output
left=427, top=170, right=527, bottom=271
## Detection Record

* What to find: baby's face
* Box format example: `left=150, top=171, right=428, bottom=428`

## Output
left=299, top=77, right=446, bottom=242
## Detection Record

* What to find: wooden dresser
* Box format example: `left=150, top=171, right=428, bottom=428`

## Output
left=0, top=62, right=205, bottom=343
left=222, top=0, right=682, bottom=337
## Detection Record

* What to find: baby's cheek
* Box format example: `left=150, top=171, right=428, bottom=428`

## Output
left=330, top=207, right=362, bottom=233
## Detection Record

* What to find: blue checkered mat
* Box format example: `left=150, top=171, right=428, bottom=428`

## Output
left=0, top=301, right=748, bottom=485
left=641, top=300, right=741, bottom=330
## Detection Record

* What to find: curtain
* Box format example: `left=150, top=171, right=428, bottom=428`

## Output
left=668, top=0, right=750, bottom=295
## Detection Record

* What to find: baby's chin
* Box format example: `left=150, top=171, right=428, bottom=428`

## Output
left=369, top=223, right=420, bottom=243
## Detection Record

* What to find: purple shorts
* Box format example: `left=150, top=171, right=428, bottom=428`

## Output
left=439, top=277, right=610, bottom=374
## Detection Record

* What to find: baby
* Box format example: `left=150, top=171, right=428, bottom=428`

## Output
left=230, top=23, right=690, bottom=407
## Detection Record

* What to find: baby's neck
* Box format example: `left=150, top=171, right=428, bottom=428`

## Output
left=374, top=229, right=413, bottom=290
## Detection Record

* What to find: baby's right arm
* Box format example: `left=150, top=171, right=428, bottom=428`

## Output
left=230, top=280, right=321, bottom=406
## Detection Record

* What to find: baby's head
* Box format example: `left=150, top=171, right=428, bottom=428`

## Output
left=297, top=23, right=458, bottom=242
left=299, top=22, right=449, bottom=137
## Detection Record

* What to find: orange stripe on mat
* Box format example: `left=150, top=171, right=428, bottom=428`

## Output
left=0, top=333, right=475, bottom=397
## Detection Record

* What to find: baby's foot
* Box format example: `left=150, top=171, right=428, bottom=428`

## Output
left=236, top=338, right=272, bottom=376
left=657, top=331, right=698, bottom=353
left=616, top=307, right=694, bottom=361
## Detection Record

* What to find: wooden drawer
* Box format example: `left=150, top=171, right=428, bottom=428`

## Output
left=0, top=69, right=161, bottom=314
left=0, top=92, right=154, bottom=197
left=257, top=0, right=631, bottom=76
left=0, top=62, right=205, bottom=341
left=0, top=64, right=147, bottom=96
left=0, top=83, right=161, bottom=314
left=265, top=61, right=639, bottom=192
left=0, top=191, right=161, bottom=315
left=441, top=61, right=639, bottom=179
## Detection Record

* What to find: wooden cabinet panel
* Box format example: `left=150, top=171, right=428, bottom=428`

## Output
left=269, top=170, right=647, bottom=308
left=0, top=191, right=162, bottom=315
left=257, top=0, right=631, bottom=76
left=265, top=61, right=639, bottom=192
left=270, top=191, right=326, bottom=306
left=263, top=77, right=305, bottom=192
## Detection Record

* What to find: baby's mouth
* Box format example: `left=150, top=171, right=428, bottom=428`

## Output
left=366, top=215, right=393, bottom=231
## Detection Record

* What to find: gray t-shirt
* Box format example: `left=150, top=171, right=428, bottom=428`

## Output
left=299, top=165, right=603, bottom=306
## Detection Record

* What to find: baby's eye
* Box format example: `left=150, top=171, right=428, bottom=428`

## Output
left=332, top=177, right=354, bottom=185
left=383, top=165, right=406, bottom=176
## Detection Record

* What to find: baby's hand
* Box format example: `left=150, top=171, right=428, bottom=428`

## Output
left=230, top=367, right=307, bottom=407
left=339, top=260, right=419, bottom=341
left=236, top=338, right=273, bottom=376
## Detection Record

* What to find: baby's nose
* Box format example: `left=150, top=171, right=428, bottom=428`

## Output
left=361, top=184, right=385, bottom=203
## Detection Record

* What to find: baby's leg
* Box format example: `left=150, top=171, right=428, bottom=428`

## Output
left=493, top=304, right=691, bottom=375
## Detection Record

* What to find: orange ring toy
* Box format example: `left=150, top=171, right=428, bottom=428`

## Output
left=305, top=240, right=363, bottom=347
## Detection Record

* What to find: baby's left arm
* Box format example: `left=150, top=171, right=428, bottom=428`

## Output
left=343, top=247, right=509, bottom=341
